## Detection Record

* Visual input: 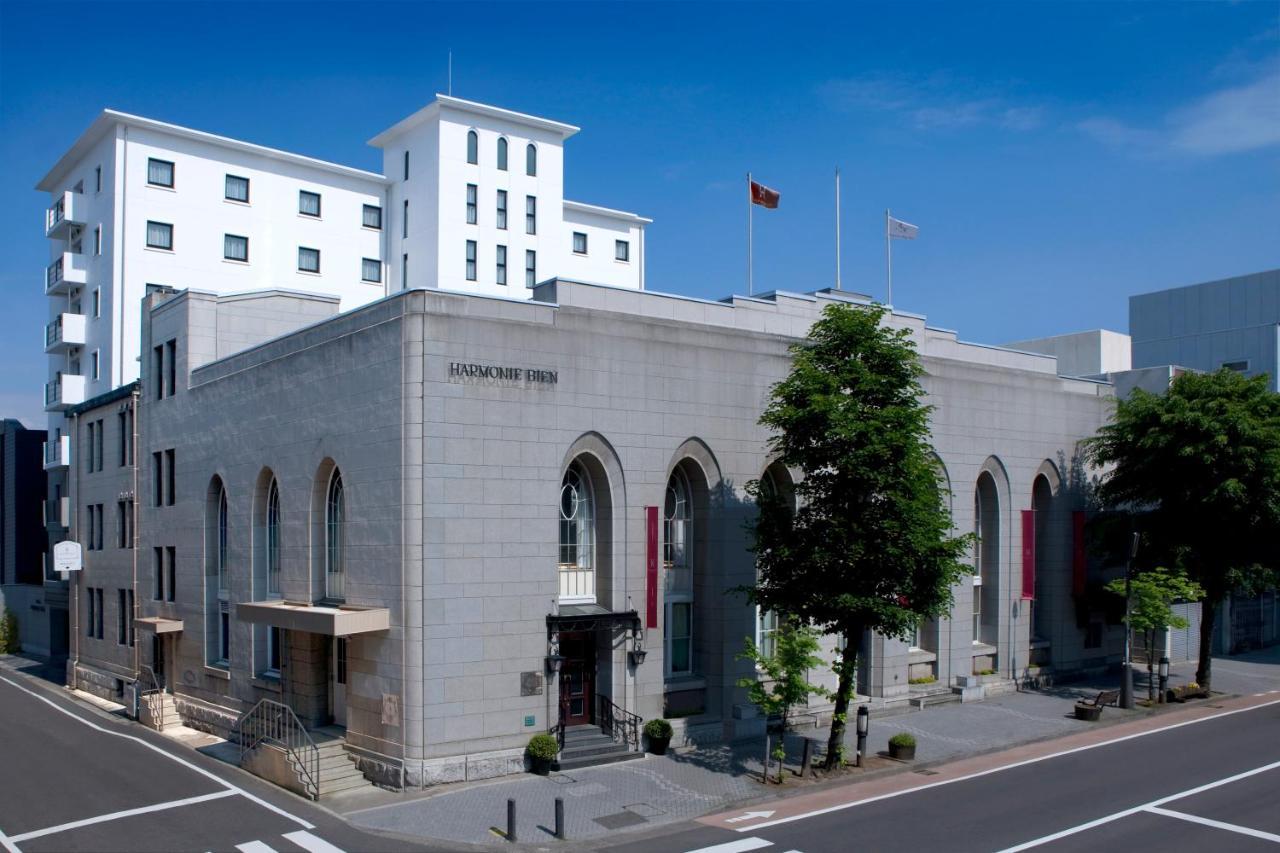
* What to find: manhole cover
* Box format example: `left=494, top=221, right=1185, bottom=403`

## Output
left=913, top=769, right=940, bottom=776
left=624, top=803, right=666, bottom=817
left=594, top=811, right=649, bottom=830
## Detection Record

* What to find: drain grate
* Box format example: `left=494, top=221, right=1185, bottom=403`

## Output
left=594, top=811, right=649, bottom=830
left=913, top=769, right=940, bottom=776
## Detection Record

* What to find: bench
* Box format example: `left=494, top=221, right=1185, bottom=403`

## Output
left=1074, top=689, right=1120, bottom=721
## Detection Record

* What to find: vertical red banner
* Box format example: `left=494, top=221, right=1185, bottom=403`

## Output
left=645, top=506, right=659, bottom=629
left=1021, top=510, right=1035, bottom=599
left=1072, top=511, right=1087, bottom=597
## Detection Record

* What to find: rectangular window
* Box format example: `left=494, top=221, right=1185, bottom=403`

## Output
left=166, top=339, right=176, bottom=397
left=615, top=239, right=630, bottom=262
left=93, top=288, right=101, bottom=318
left=298, top=247, right=320, bottom=273
left=218, top=611, right=230, bottom=663
left=165, top=448, right=175, bottom=506
left=668, top=602, right=692, bottom=675
left=117, top=501, right=128, bottom=548
left=573, top=232, right=588, bottom=255
left=299, top=190, right=321, bottom=217
left=118, top=589, right=128, bottom=644
left=86, top=502, right=96, bottom=551
left=757, top=607, right=778, bottom=659
left=402, top=200, right=408, bottom=238
left=466, top=184, right=477, bottom=224
left=95, top=504, right=104, bottom=552
left=96, top=588, right=104, bottom=638
left=465, top=240, right=477, bottom=281
left=496, top=245, right=507, bottom=285
left=403, top=149, right=409, bottom=181
left=402, top=253, right=408, bottom=284
left=525, top=196, right=536, bottom=235
left=87, top=587, right=96, bottom=636
left=225, top=174, right=249, bottom=202
left=496, top=190, right=507, bottom=230
left=525, top=250, right=536, bottom=288
left=154, top=547, right=164, bottom=600
left=267, top=627, right=281, bottom=675
left=84, top=422, right=95, bottom=474
left=94, top=226, right=102, bottom=255
left=166, top=546, right=177, bottom=603
left=128, top=589, right=135, bottom=647
left=147, top=158, right=174, bottom=188
left=145, top=221, right=172, bottom=250
left=118, top=412, right=127, bottom=466
left=153, top=345, right=164, bottom=399
left=91, top=350, right=100, bottom=381
left=224, top=234, right=248, bottom=262
left=95, top=165, right=102, bottom=192
left=1223, top=360, right=1250, bottom=373
left=363, top=204, right=382, bottom=229
left=152, top=451, right=163, bottom=507
left=361, top=258, right=382, bottom=283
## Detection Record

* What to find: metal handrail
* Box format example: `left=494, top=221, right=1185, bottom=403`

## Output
left=235, top=698, right=320, bottom=800
left=595, top=693, right=642, bottom=751
left=136, top=664, right=170, bottom=731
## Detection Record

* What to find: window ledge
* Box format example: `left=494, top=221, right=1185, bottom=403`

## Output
left=144, top=246, right=174, bottom=254
left=971, top=642, right=997, bottom=655
left=203, top=665, right=230, bottom=681
left=297, top=214, right=322, bottom=221
left=296, top=270, right=321, bottom=277
left=145, top=184, right=176, bottom=193
left=908, top=648, right=937, bottom=664
left=222, top=259, right=249, bottom=266
left=251, top=674, right=281, bottom=690
left=223, top=199, right=250, bottom=207
left=664, top=675, right=707, bottom=693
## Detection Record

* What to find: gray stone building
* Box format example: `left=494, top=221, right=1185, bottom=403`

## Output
left=65, top=278, right=1124, bottom=794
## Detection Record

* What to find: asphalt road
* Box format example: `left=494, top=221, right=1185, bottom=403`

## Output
left=609, top=698, right=1280, bottom=853
left=0, top=668, right=433, bottom=853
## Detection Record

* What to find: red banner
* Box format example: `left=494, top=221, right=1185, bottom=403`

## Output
left=645, top=506, right=659, bottom=629
left=1021, top=510, right=1035, bottom=600
left=1072, top=511, right=1087, bottom=597
left=750, top=180, right=780, bottom=209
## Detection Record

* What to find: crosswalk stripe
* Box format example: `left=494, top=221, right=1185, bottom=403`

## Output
left=235, top=842, right=277, bottom=853
left=283, top=830, right=347, bottom=853
left=684, top=839, right=774, bottom=853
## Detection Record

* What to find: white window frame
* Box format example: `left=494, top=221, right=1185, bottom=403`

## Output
left=573, top=232, right=588, bottom=255
left=361, top=258, right=381, bottom=283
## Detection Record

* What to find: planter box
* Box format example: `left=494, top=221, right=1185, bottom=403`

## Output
left=1074, top=703, right=1102, bottom=722
left=888, top=743, right=916, bottom=761
left=647, top=736, right=670, bottom=756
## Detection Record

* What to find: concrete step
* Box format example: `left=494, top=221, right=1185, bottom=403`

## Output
left=318, top=753, right=357, bottom=771
left=561, top=740, right=630, bottom=760
left=557, top=748, right=644, bottom=771
left=562, top=732, right=616, bottom=748
left=318, top=772, right=371, bottom=795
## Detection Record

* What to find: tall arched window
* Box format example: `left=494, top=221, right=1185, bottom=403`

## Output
left=664, top=468, right=694, bottom=676
left=466, top=130, right=478, bottom=164
left=206, top=478, right=231, bottom=668
left=974, top=471, right=1000, bottom=646
left=559, top=462, right=595, bottom=601
left=525, top=143, right=537, bottom=176
left=267, top=478, right=281, bottom=596
left=325, top=469, right=345, bottom=600
left=755, top=464, right=794, bottom=659
left=217, top=486, right=228, bottom=592
left=497, top=137, right=508, bottom=171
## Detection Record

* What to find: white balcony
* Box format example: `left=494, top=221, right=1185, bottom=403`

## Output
left=45, top=191, right=86, bottom=240
left=44, top=313, right=86, bottom=353
left=44, top=496, right=70, bottom=529
left=558, top=566, right=595, bottom=603
left=43, top=435, right=71, bottom=470
left=44, top=374, right=86, bottom=411
left=45, top=252, right=88, bottom=296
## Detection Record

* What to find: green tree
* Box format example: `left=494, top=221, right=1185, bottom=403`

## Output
left=0, top=608, right=19, bottom=654
left=738, top=619, right=829, bottom=781
left=1105, top=566, right=1204, bottom=702
left=745, top=303, right=971, bottom=768
left=1086, top=369, right=1280, bottom=692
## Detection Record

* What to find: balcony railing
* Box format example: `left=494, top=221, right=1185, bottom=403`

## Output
left=45, top=190, right=84, bottom=239
left=45, top=252, right=87, bottom=295
left=43, top=435, right=71, bottom=470
left=44, top=496, right=70, bottom=528
left=44, top=312, right=86, bottom=352
left=558, top=564, right=595, bottom=602
left=44, top=374, right=86, bottom=411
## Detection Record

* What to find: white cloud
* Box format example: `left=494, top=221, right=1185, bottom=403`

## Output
left=819, top=73, right=1042, bottom=134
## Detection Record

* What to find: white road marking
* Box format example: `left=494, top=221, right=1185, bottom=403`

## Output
left=235, top=842, right=278, bottom=853
left=0, top=674, right=315, bottom=831
left=282, top=830, right=347, bottom=853
left=736, top=698, right=1280, bottom=832
left=1144, top=806, right=1280, bottom=843
left=996, top=759, right=1280, bottom=851
left=684, top=839, right=774, bottom=853
left=0, top=824, right=18, bottom=853
left=8, top=790, right=238, bottom=843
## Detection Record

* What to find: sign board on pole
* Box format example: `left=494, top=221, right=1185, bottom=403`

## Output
left=53, top=540, right=82, bottom=573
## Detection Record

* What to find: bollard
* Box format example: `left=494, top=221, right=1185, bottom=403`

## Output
left=554, top=797, right=565, bottom=840
left=507, top=798, right=517, bottom=842
left=762, top=732, right=771, bottom=784
left=801, top=738, right=812, bottom=777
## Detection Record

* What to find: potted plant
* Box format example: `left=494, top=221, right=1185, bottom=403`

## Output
left=643, top=718, right=673, bottom=755
left=526, top=733, right=559, bottom=775
left=888, top=733, right=916, bottom=761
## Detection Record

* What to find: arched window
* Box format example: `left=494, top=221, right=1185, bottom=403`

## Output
left=466, top=130, right=478, bottom=165
left=974, top=471, right=1000, bottom=646
left=755, top=463, right=794, bottom=659
left=267, top=478, right=281, bottom=596
left=664, top=467, right=694, bottom=676
left=558, top=462, right=595, bottom=601
left=206, top=478, right=231, bottom=668
left=325, top=469, right=345, bottom=600
left=217, top=486, right=228, bottom=592
left=525, top=143, right=537, bottom=176
left=497, top=137, right=508, bottom=171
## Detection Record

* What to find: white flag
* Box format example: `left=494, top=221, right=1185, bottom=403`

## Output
left=888, top=216, right=919, bottom=240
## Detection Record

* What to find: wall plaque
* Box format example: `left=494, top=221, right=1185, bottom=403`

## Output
left=520, top=671, right=543, bottom=696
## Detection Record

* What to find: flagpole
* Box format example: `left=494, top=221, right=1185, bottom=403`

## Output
left=885, top=208, right=892, bottom=307
left=747, top=172, right=754, bottom=296
left=835, top=168, right=842, bottom=291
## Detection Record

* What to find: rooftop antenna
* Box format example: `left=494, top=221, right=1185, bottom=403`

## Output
left=448, top=51, right=453, bottom=96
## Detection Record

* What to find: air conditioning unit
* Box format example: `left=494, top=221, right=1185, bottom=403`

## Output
left=69, top=226, right=82, bottom=242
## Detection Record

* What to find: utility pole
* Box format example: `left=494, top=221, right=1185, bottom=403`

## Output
left=1120, top=532, right=1139, bottom=709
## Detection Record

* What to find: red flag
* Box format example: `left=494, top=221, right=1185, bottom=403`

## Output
left=750, top=180, right=780, bottom=209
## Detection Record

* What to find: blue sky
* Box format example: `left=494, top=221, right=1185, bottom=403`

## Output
left=2, top=1, right=1278, bottom=426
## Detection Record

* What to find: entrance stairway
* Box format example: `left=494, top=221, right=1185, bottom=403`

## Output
left=311, top=726, right=370, bottom=796
left=139, top=691, right=181, bottom=732
left=558, top=724, right=644, bottom=771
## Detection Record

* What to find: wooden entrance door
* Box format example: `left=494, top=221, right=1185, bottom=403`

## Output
left=559, top=632, right=595, bottom=726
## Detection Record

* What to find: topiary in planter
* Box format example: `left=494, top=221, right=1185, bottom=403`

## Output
left=888, top=732, right=916, bottom=761
left=526, top=733, right=559, bottom=775
left=643, top=718, right=673, bottom=755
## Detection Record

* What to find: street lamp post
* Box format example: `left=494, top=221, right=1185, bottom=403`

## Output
left=1120, top=532, right=1140, bottom=710
left=1158, top=656, right=1170, bottom=703
left=855, top=704, right=869, bottom=767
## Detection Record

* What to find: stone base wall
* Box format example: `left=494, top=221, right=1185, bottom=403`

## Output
left=71, top=663, right=127, bottom=704
left=402, top=747, right=527, bottom=789
left=174, top=692, right=241, bottom=739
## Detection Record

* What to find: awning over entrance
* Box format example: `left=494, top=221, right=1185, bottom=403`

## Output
left=547, top=604, right=641, bottom=634
left=236, top=600, right=391, bottom=636
left=135, top=616, right=183, bottom=634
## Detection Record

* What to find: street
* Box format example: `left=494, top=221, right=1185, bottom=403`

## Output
left=0, top=670, right=429, bottom=853
left=610, top=695, right=1280, bottom=853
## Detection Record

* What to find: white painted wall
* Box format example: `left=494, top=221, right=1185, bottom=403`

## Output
left=562, top=202, right=646, bottom=290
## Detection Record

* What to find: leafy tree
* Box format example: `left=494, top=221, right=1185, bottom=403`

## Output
left=745, top=303, right=971, bottom=768
left=1105, top=566, right=1204, bottom=702
left=737, top=619, right=829, bottom=782
left=0, top=608, right=18, bottom=654
left=1086, top=369, right=1280, bottom=692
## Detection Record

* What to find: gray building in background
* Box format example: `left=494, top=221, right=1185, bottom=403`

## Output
left=1130, top=269, right=1280, bottom=388
left=0, top=419, right=52, bottom=657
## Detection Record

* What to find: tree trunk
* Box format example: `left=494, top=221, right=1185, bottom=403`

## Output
left=1196, top=592, right=1220, bottom=693
left=824, top=627, right=861, bottom=769
left=1146, top=629, right=1155, bottom=704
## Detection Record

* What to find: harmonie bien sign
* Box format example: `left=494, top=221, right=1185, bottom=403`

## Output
left=448, top=361, right=559, bottom=385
